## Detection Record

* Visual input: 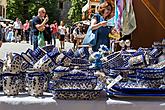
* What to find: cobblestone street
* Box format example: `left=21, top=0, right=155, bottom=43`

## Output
left=0, top=40, right=73, bottom=59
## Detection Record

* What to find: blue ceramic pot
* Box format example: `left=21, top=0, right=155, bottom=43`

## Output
left=27, top=72, right=45, bottom=96
left=18, top=72, right=26, bottom=92
left=2, top=73, right=20, bottom=96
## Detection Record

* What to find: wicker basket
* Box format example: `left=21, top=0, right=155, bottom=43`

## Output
left=102, top=52, right=125, bottom=75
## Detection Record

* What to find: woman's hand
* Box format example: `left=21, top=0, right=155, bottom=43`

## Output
left=100, top=21, right=107, bottom=27
left=109, top=28, right=121, bottom=40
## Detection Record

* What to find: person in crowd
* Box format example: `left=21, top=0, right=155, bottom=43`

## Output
left=32, top=7, right=48, bottom=50
left=29, top=16, right=35, bottom=45
left=0, top=23, right=3, bottom=47
left=44, top=23, right=52, bottom=45
left=65, top=26, right=70, bottom=42
left=23, top=20, right=30, bottom=43
left=73, top=23, right=85, bottom=49
left=58, top=21, right=66, bottom=49
left=13, top=17, right=22, bottom=43
left=6, top=25, right=15, bottom=42
left=50, top=20, right=58, bottom=46
left=89, top=2, right=114, bottom=51
left=4, top=22, right=10, bottom=42
left=70, top=24, right=76, bottom=43
left=0, top=22, right=6, bottom=42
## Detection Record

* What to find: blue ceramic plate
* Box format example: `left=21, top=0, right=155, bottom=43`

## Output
left=111, top=82, right=165, bottom=94
left=106, top=89, right=165, bottom=98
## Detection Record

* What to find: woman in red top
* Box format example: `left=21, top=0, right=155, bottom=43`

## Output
left=23, top=20, right=30, bottom=43
left=51, top=20, right=58, bottom=46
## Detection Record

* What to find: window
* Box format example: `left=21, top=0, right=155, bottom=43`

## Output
left=3, top=7, right=5, bottom=18
left=0, top=5, right=2, bottom=16
left=59, top=1, right=63, bottom=9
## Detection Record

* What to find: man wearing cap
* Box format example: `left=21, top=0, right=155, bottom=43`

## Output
left=32, top=7, right=48, bottom=50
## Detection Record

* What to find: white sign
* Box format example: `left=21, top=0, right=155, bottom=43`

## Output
left=107, top=75, right=123, bottom=89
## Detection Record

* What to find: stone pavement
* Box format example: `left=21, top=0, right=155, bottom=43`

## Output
left=0, top=39, right=74, bottom=60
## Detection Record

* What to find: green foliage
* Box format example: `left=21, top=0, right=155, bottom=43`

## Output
left=68, top=0, right=87, bottom=23
left=6, top=0, right=60, bottom=23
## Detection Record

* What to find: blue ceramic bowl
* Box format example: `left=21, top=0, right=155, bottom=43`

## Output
left=51, top=82, right=103, bottom=100
left=52, top=66, right=70, bottom=79
left=53, top=74, right=97, bottom=90
left=137, top=77, right=164, bottom=88
left=136, top=68, right=165, bottom=79
left=70, top=58, right=91, bottom=69
left=42, top=45, right=55, bottom=53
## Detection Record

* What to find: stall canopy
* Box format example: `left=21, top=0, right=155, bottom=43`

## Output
left=82, top=2, right=89, bottom=12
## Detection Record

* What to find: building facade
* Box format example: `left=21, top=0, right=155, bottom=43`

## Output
left=0, top=0, right=7, bottom=18
left=58, top=0, right=71, bottom=23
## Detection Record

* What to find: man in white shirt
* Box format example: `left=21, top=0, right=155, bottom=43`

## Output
left=13, top=18, right=22, bottom=43
left=73, top=23, right=85, bottom=49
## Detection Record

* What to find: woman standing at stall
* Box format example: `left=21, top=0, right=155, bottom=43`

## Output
left=89, top=2, right=114, bottom=51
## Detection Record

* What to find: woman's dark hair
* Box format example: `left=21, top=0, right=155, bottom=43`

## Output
left=98, top=2, right=114, bottom=19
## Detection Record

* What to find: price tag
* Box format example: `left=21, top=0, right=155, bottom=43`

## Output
left=107, top=75, right=122, bottom=89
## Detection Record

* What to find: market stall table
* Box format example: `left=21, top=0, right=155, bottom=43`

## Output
left=0, top=92, right=165, bottom=110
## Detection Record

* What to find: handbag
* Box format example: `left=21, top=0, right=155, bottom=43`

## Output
left=82, top=26, right=98, bottom=46
left=82, top=13, right=101, bottom=46
left=37, top=31, right=45, bottom=47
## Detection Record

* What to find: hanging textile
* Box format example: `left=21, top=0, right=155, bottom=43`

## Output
left=121, top=0, right=137, bottom=36
left=115, top=0, right=124, bottom=31
left=100, top=0, right=105, bottom=4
